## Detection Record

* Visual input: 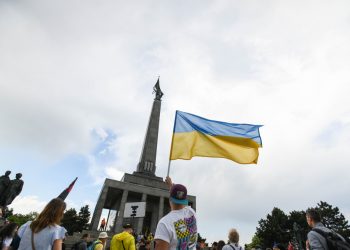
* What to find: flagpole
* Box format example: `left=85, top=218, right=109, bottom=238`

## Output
left=166, top=160, right=172, bottom=177
left=167, top=111, right=177, bottom=177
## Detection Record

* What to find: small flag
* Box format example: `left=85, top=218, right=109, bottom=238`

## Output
left=169, top=111, right=263, bottom=164
left=57, top=177, right=78, bottom=200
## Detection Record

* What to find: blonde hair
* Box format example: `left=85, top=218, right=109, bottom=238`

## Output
left=228, top=228, right=239, bottom=243
left=30, top=198, right=66, bottom=233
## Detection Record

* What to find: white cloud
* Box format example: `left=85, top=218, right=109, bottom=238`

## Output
left=1, top=0, right=350, bottom=245
left=8, top=196, right=47, bottom=214
left=105, top=167, right=124, bottom=181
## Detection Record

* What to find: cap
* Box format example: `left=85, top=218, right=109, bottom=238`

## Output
left=170, top=184, right=188, bottom=205
left=98, top=232, right=108, bottom=238
left=123, top=223, right=133, bottom=229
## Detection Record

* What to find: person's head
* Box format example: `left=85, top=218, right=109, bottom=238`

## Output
left=15, top=173, right=22, bottom=179
left=98, top=232, right=108, bottom=244
left=82, top=233, right=90, bottom=241
left=169, top=184, right=188, bottom=210
left=123, top=223, right=133, bottom=234
left=273, top=244, right=285, bottom=250
left=306, top=208, right=321, bottom=227
left=31, top=198, right=66, bottom=233
left=228, top=228, right=239, bottom=243
left=5, top=170, right=11, bottom=176
left=217, top=241, right=226, bottom=250
left=0, top=222, right=18, bottom=238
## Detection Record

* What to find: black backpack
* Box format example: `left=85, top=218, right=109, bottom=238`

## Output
left=312, top=228, right=350, bottom=250
left=71, top=240, right=83, bottom=250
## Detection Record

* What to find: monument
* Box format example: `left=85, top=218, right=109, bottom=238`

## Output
left=0, top=172, right=24, bottom=207
left=90, top=79, right=196, bottom=234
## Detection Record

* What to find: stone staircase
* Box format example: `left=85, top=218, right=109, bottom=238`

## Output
left=64, top=230, right=112, bottom=249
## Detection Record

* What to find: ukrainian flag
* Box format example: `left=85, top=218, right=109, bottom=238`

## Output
left=169, top=111, right=263, bottom=164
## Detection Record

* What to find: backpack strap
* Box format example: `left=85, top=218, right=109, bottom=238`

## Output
left=122, top=240, right=126, bottom=250
left=312, top=228, right=328, bottom=237
left=312, top=228, right=340, bottom=239
left=228, top=244, right=240, bottom=250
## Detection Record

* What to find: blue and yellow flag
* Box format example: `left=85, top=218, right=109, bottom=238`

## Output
left=169, top=111, right=263, bottom=164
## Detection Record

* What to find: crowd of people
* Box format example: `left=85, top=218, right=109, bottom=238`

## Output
left=1, top=177, right=349, bottom=250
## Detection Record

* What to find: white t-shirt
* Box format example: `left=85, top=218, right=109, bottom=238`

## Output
left=222, top=243, right=243, bottom=250
left=155, top=206, right=198, bottom=250
left=2, top=236, right=13, bottom=247
left=17, top=221, right=66, bottom=250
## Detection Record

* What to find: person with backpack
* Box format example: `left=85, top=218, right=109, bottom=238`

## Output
left=110, top=224, right=135, bottom=250
left=306, top=208, right=349, bottom=250
left=221, top=229, right=242, bottom=250
left=72, top=233, right=90, bottom=250
left=88, top=232, right=108, bottom=250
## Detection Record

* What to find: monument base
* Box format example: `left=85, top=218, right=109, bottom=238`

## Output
left=123, top=173, right=168, bottom=190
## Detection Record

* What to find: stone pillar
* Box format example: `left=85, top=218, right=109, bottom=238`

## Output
left=158, top=196, right=164, bottom=221
left=136, top=193, right=147, bottom=233
left=90, top=184, right=109, bottom=230
left=114, top=189, right=129, bottom=232
left=192, top=199, right=196, bottom=211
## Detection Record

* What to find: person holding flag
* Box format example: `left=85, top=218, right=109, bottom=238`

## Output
left=154, top=177, right=198, bottom=250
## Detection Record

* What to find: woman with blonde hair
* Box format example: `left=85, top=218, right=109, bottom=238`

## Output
left=222, top=229, right=242, bottom=250
left=17, top=198, right=67, bottom=250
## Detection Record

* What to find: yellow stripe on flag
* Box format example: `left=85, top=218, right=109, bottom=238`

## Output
left=170, top=131, right=260, bottom=164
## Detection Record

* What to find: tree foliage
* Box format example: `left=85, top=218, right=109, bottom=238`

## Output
left=315, top=201, right=350, bottom=239
left=61, top=205, right=91, bottom=235
left=256, top=207, right=290, bottom=248
left=77, top=205, right=90, bottom=231
left=246, top=235, right=262, bottom=250
left=252, top=201, right=350, bottom=249
left=8, top=212, right=38, bottom=226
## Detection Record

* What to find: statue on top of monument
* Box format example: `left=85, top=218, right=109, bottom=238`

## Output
left=0, top=173, right=24, bottom=207
left=0, top=171, right=11, bottom=199
left=153, top=78, right=163, bottom=101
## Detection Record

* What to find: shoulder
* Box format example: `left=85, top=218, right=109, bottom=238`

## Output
left=3, top=237, right=13, bottom=246
left=222, top=245, right=231, bottom=250
left=158, top=212, right=174, bottom=224
left=185, top=206, right=196, bottom=214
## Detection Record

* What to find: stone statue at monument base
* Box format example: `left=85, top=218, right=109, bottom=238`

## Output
left=0, top=173, right=24, bottom=207
left=0, top=170, right=11, bottom=199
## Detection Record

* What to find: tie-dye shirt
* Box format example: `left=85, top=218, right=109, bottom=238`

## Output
left=155, top=206, right=197, bottom=250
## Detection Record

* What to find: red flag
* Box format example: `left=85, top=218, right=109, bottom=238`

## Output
left=58, top=177, right=78, bottom=200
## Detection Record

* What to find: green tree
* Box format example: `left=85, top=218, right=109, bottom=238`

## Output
left=247, top=234, right=262, bottom=250
left=315, top=201, right=350, bottom=240
left=4, top=207, right=14, bottom=217
left=287, top=211, right=308, bottom=249
left=61, top=208, right=78, bottom=235
left=77, top=205, right=90, bottom=232
left=253, top=201, right=350, bottom=249
left=8, top=212, right=38, bottom=226
left=61, top=205, right=91, bottom=235
left=197, top=233, right=207, bottom=243
left=256, top=207, right=289, bottom=248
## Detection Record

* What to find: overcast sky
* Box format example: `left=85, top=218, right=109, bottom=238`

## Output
left=1, top=0, right=350, bottom=245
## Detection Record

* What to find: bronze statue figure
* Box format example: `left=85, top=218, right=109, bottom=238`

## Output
left=153, top=78, right=164, bottom=100
left=0, top=171, right=11, bottom=200
left=0, top=173, right=24, bottom=207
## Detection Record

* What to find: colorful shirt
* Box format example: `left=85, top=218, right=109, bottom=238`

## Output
left=155, top=206, right=197, bottom=250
